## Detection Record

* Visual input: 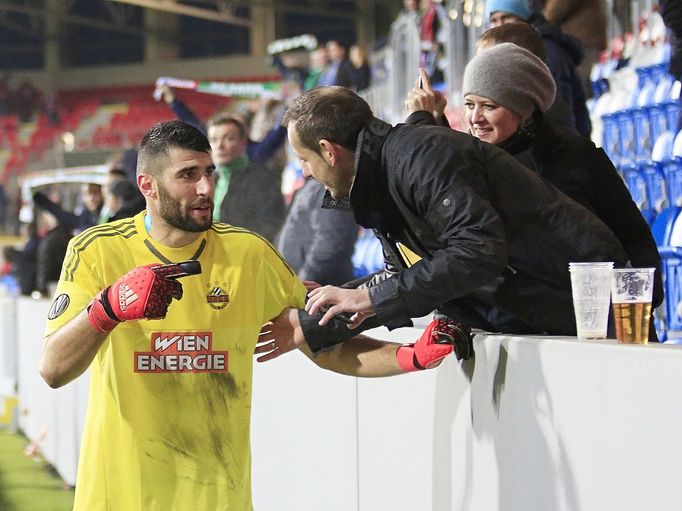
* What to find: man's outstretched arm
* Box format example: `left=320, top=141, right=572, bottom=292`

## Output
left=256, top=309, right=457, bottom=377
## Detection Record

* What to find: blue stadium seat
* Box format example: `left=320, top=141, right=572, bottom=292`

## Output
left=647, top=104, right=668, bottom=145
left=352, top=230, right=384, bottom=278
left=616, top=109, right=637, bottom=164
left=621, top=162, right=651, bottom=212
left=639, top=160, right=669, bottom=212
left=651, top=206, right=681, bottom=247
left=601, top=113, right=621, bottom=164
left=652, top=130, right=675, bottom=161
left=665, top=100, right=681, bottom=133
left=633, top=107, right=652, bottom=161
left=651, top=207, right=682, bottom=341
left=662, top=158, right=682, bottom=207
left=658, top=211, right=682, bottom=337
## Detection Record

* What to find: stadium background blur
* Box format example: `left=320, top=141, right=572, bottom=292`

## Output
left=1, top=1, right=681, bottom=510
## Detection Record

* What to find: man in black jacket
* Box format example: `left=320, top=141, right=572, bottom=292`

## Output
left=258, top=86, right=628, bottom=362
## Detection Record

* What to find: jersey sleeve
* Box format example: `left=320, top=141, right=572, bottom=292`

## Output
left=44, top=235, right=104, bottom=336
left=256, top=241, right=307, bottom=324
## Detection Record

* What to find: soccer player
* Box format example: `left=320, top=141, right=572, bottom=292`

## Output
left=38, top=120, right=451, bottom=510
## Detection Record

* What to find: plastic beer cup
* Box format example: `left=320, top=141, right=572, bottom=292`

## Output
left=610, top=268, right=655, bottom=344
left=569, top=262, right=614, bottom=339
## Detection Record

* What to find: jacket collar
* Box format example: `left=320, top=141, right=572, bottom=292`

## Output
left=348, top=117, right=393, bottom=228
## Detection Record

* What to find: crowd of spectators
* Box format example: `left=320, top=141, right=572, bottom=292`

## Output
left=0, top=0, right=669, bottom=337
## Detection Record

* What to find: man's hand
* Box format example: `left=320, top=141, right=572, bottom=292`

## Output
left=404, top=68, right=447, bottom=119
left=87, top=263, right=185, bottom=333
left=396, top=319, right=472, bottom=372
left=305, top=286, right=375, bottom=328
left=255, top=308, right=305, bottom=362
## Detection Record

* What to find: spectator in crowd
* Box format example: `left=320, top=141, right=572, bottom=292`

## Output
left=208, top=114, right=285, bottom=242
left=106, top=179, right=144, bottom=222
left=11, top=217, right=41, bottom=296
left=303, top=47, right=330, bottom=91
left=34, top=211, right=72, bottom=297
left=258, top=86, right=627, bottom=361
left=476, top=22, right=577, bottom=132
left=38, top=119, right=457, bottom=509
left=15, top=79, right=42, bottom=123
left=33, top=183, right=103, bottom=234
left=419, top=0, right=448, bottom=85
left=349, top=44, right=372, bottom=92
left=485, top=0, right=592, bottom=137
left=543, top=0, right=608, bottom=97
left=99, top=167, right=129, bottom=222
left=157, top=84, right=287, bottom=166
left=277, top=172, right=359, bottom=286
left=394, top=0, right=420, bottom=28
left=660, top=0, right=682, bottom=131
left=318, top=40, right=354, bottom=88
left=406, top=45, right=663, bottom=339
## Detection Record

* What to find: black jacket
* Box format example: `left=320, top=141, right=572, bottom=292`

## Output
left=530, top=13, right=591, bottom=137
left=219, top=162, right=284, bottom=244
left=277, top=177, right=358, bottom=286
left=300, top=118, right=627, bottom=352
left=661, top=0, right=682, bottom=79
left=35, top=225, right=72, bottom=294
left=505, top=115, right=663, bottom=308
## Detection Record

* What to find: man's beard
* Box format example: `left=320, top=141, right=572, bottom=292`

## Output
left=157, top=182, right=213, bottom=233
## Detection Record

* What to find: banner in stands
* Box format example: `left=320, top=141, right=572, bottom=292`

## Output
left=154, top=77, right=283, bottom=101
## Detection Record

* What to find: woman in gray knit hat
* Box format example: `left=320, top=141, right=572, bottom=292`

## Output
left=405, top=43, right=663, bottom=340
left=461, top=42, right=555, bottom=147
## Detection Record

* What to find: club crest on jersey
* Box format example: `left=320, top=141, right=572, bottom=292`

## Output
left=206, top=283, right=230, bottom=310
left=135, top=331, right=228, bottom=373
left=119, top=283, right=139, bottom=311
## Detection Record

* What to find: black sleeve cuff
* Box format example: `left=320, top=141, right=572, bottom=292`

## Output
left=298, top=309, right=381, bottom=354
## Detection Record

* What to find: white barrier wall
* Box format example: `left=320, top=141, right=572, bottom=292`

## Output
left=0, top=296, right=17, bottom=396
left=8, top=297, right=682, bottom=510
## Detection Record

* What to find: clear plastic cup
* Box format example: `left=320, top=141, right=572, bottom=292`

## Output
left=569, top=262, right=614, bottom=339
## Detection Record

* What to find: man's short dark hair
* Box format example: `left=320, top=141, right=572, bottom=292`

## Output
left=137, top=120, right=210, bottom=176
left=206, top=114, right=248, bottom=140
left=477, top=23, right=547, bottom=62
left=282, top=86, right=374, bottom=153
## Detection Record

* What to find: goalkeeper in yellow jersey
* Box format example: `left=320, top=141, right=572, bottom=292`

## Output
left=38, top=120, right=452, bottom=511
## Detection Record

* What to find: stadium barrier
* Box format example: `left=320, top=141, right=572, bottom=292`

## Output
left=3, top=297, right=682, bottom=510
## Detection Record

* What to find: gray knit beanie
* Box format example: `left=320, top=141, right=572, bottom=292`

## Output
left=462, top=42, right=556, bottom=119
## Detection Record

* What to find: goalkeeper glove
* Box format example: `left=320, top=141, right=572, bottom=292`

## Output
left=396, top=319, right=473, bottom=371
left=87, top=263, right=188, bottom=333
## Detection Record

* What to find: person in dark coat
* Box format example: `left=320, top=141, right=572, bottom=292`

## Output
left=209, top=115, right=285, bottom=243
left=660, top=0, right=682, bottom=131
left=106, top=179, right=145, bottom=222
left=33, top=183, right=103, bottom=233
left=277, top=176, right=358, bottom=286
left=259, top=86, right=628, bottom=360
left=407, top=44, right=663, bottom=339
left=485, top=0, right=591, bottom=137
left=35, top=221, right=72, bottom=296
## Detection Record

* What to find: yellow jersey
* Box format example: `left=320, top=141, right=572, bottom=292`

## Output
left=45, top=212, right=306, bottom=511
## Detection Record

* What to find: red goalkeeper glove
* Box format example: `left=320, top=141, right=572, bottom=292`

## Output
left=396, top=319, right=473, bottom=371
left=87, top=263, right=187, bottom=333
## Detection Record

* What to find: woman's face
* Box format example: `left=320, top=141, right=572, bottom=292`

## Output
left=463, top=93, right=522, bottom=145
